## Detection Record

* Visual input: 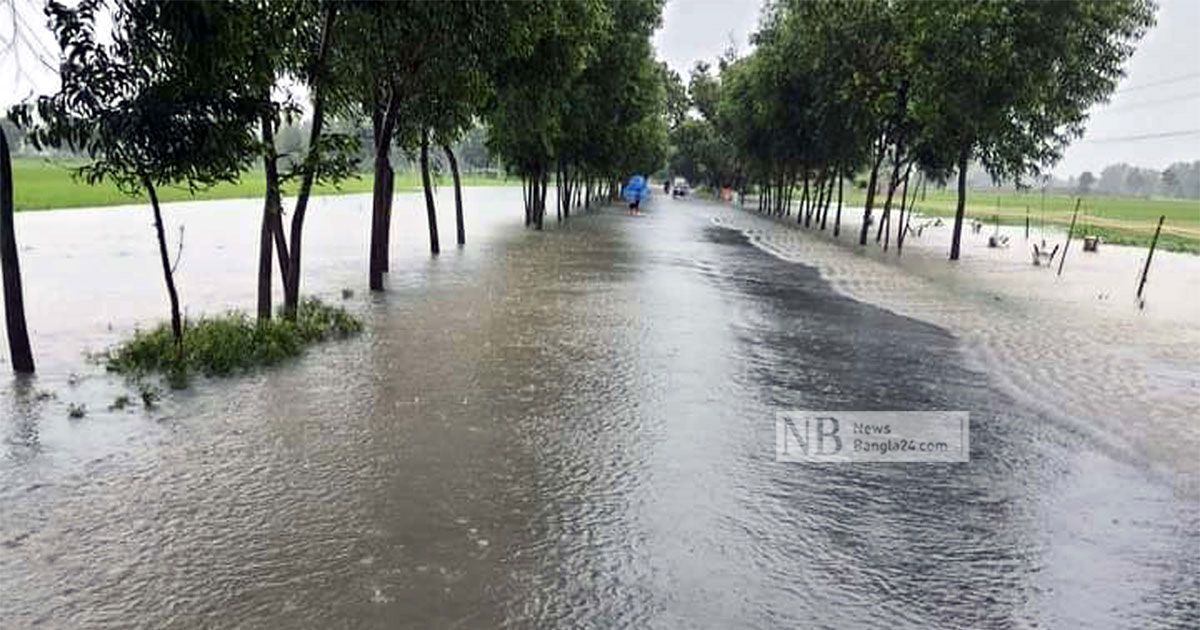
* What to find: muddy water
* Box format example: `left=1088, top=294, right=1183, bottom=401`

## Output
left=2, top=190, right=1197, bottom=628
left=715, top=200, right=1200, bottom=491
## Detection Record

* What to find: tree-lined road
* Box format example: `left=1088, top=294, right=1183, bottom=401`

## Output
left=2, top=195, right=1194, bottom=628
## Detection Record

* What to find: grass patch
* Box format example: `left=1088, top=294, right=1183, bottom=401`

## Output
left=108, top=395, right=132, bottom=411
left=836, top=187, right=1199, bottom=253
left=11, top=157, right=517, bottom=211
left=105, top=298, right=362, bottom=387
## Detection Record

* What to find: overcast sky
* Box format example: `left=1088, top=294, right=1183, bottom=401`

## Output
left=3, top=0, right=1196, bottom=179
left=653, top=0, right=1200, bottom=178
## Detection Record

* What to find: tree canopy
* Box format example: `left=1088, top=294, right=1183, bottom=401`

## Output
left=669, top=0, right=1155, bottom=258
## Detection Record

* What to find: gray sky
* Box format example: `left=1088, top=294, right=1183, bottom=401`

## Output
left=3, top=0, right=1196, bottom=178
left=1054, top=0, right=1200, bottom=177
left=652, top=0, right=760, bottom=77
left=653, top=0, right=1200, bottom=178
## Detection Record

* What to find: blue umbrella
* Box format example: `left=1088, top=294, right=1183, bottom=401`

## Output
left=622, top=174, right=649, bottom=203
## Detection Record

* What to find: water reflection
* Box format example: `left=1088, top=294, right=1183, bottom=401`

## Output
left=1, top=191, right=1196, bottom=628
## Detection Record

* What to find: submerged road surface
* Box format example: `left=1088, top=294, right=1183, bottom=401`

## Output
left=2, top=190, right=1197, bottom=628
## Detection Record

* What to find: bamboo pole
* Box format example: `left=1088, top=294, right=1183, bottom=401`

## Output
left=1137, top=215, right=1165, bottom=301
left=1056, top=198, right=1081, bottom=277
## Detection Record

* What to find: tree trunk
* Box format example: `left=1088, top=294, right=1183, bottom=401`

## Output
left=257, top=113, right=284, bottom=322
left=876, top=148, right=903, bottom=245
left=283, top=2, right=337, bottom=317
left=811, top=172, right=827, bottom=228
left=860, top=138, right=886, bottom=245
left=534, top=167, right=546, bottom=230
left=382, top=160, right=394, bottom=270
left=563, top=166, right=572, bottom=219
left=895, top=164, right=913, bottom=254
left=834, top=172, right=844, bottom=238
left=812, top=173, right=821, bottom=221
left=522, top=175, right=532, bottom=226
left=555, top=164, right=562, bottom=223
left=538, top=169, right=548, bottom=229
left=369, top=98, right=397, bottom=291
left=950, top=146, right=970, bottom=261
left=257, top=203, right=273, bottom=321
left=781, top=176, right=788, bottom=216
left=0, top=126, right=34, bottom=373
left=442, top=143, right=464, bottom=245
left=820, top=174, right=833, bottom=230
left=420, top=130, right=439, bottom=255
left=801, top=172, right=810, bottom=225
left=144, top=177, right=183, bottom=350
left=807, top=172, right=818, bottom=227
left=775, top=172, right=785, bottom=216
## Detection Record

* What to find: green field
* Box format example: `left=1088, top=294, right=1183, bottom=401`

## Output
left=841, top=186, right=1200, bottom=253
left=10, top=158, right=516, bottom=211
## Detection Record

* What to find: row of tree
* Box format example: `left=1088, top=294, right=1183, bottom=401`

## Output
left=1077, top=161, right=1200, bottom=199
left=668, top=0, right=1155, bottom=259
left=2, top=0, right=669, bottom=372
left=2, top=117, right=504, bottom=176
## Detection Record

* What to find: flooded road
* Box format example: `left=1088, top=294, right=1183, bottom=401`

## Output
left=2, top=190, right=1197, bottom=628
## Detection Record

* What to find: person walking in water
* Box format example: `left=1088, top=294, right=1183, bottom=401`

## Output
left=623, top=174, right=649, bottom=215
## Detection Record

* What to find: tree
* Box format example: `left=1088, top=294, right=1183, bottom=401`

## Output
left=674, top=0, right=1154, bottom=263
left=17, top=0, right=263, bottom=348
left=556, top=0, right=666, bottom=211
left=485, top=0, right=610, bottom=229
left=907, top=0, right=1154, bottom=259
left=658, top=62, right=688, bottom=131
left=688, top=61, right=721, bottom=123
left=1078, top=170, right=1096, bottom=194
left=0, top=123, right=33, bottom=372
left=391, top=1, right=501, bottom=252
left=1126, top=169, right=1148, bottom=197
left=274, top=2, right=349, bottom=318
left=335, top=0, right=513, bottom=284
left=0, top=0, right=41, bottom=373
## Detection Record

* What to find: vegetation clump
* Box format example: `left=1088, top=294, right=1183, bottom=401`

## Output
left=106, top=298, right=361, bottom=386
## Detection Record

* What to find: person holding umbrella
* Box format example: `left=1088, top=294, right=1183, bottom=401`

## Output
left=623, top=174, right=649, bottom=215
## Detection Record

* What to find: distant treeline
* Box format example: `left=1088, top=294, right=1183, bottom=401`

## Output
left=960, top=160, right=1200, bottom=200
left=1070, top=162, right=1199, bottom=200
left=1, top=118, right=501, bottom=176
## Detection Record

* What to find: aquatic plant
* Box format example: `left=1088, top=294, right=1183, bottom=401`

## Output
left=106, top=298, right=361, bottom=387
left=138, top=384, right=160, bottom=409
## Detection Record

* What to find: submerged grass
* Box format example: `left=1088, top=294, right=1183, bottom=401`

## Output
left=839, top=187, right=1199, bottom=253
left=106, top=298, right=362, bottom=387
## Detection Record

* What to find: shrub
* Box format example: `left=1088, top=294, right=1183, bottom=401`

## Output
left=106, top=298, right=362, bottom=386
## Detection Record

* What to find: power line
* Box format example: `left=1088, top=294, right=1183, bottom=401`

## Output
left=10, top=2, right=55, bottom=68
left=1100, top=90, right=1200, bottom=113
left=1113, top=71, right=1200, bottom=94
left=1083, top=129, right=1200, bottom=143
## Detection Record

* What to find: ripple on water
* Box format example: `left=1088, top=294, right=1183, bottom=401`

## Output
left=712, top=207, right=1200, bottom=491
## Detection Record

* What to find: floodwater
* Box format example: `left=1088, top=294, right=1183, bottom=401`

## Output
left=1, top=189, right=1197, bottom=628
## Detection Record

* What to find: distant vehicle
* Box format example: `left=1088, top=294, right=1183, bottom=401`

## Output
left=672, top=177, right=690, bottom=198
